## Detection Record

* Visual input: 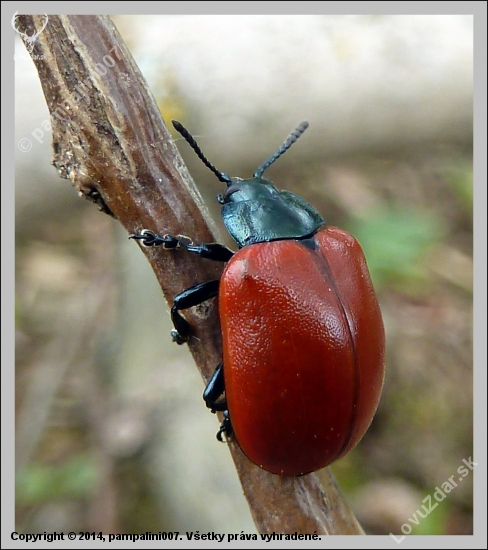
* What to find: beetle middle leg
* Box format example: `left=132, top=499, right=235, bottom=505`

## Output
left=203, top=362, right=233, bottom=441
left=130, top=229, right=234, bottom=343
left=171, top=279, right=220, bottom=344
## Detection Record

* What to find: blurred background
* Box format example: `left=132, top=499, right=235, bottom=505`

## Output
left=15, top=15, right=473, bottom=535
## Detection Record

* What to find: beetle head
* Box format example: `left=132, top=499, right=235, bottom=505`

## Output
left=172, top=120, right=324, bottom=247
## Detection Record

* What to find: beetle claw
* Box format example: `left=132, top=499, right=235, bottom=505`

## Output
left=216, top=411, right=232, bottom=442
left=171, top=329, right=187, bottom=345
left=129, top=229, right=169, bottom=247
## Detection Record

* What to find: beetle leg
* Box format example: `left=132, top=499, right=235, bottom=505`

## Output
left=130, top=230, right=234, bottom=262
left=203, top=362, right=227, bottom=411
left=171, top=279, right=220, bottom=344
left=184, top=241, right=234, bottom=262
left=203, top=363, right=233, bottom=441
left=217, top=411, right=233, bottom=442
left=129, top=229, right=180, bottom=248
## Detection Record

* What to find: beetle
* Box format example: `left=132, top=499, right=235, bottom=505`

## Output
left=130, top=120, right=385, bottom=476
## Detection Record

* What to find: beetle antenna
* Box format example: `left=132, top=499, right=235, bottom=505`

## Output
left=253, top=122, right=309, bottom=179
left=172, top=120, right=232, bottom=185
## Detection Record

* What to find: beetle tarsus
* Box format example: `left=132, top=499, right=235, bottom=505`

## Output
left=170, top=307, right=192, bottom=344
left=203, top=363, right=231, bottom=440
left=130, top=230, right=234, bottom=262
left=170, top=329, right=187, bottom=345
left=129, top=230, right=178, bottom=248
left=216, top=411, right=233, bottom=442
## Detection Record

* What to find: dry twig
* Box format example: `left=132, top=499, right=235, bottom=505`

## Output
left=17, top=14, right=364, bottom=535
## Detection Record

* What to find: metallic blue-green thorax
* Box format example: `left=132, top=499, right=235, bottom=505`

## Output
left=221, top=177, right=325, bottom=248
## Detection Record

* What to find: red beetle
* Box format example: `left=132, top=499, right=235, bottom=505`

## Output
left=131, top=121, right=385, bottom=476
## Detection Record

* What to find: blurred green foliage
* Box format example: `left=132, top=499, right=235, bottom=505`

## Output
left=350, top=208, right=444, bottom=292
left=443, top=162, right=473, bottom=214
left=411, top=503, right=449, bottom=535
left=16, top=454, right=98, bottom=505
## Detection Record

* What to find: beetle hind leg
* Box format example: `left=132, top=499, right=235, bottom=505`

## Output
left=216, top=411, right=233, bottom=442
left=203, top=362, right=233, bottom=441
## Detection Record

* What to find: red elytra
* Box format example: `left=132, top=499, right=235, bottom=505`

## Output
left=219, top=226, right=385, bottom=476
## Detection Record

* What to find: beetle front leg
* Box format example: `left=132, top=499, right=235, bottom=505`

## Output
left=171, top=279, right=220, bottom=344
left=203, top=362, right=233, bottom=441
left=129, top=229, right=180, bottom=248
left=130, top=230, right=234, bottom=262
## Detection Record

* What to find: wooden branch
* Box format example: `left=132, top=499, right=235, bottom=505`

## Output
left=17, top=14, right=364, bottom=535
